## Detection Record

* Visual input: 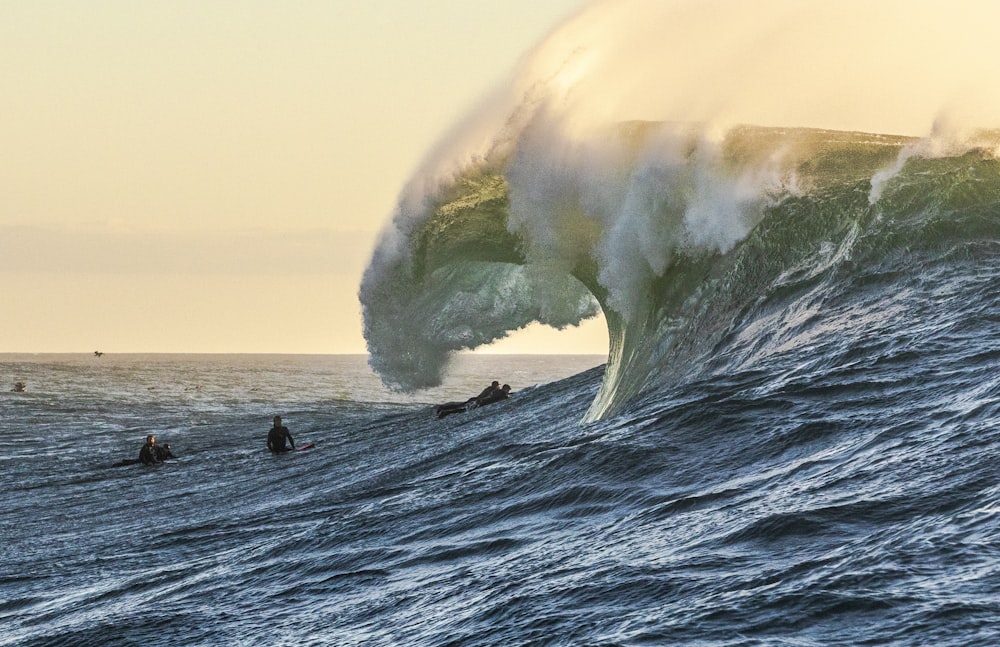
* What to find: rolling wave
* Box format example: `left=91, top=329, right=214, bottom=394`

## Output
left=360, top=120, right=1000, bottom=420
left=360, top=0, right=1000, bottom=421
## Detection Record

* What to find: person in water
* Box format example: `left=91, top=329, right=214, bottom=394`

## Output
left=113, top=434, right=175, bottom=467
left=138, top=434, right=161, bottom=465
left=154, top=442, right=176, bottom=461
left=475, top=381, right=501, bottom=403
left=436, top=382, right=512, bottom=419
left=435, top=381, right=498, bottom=418
left=267, top=415, right=296, bottom=452
left=478, top=383, right=512, bottom=406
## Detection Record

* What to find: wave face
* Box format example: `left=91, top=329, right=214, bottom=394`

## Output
left=361, top=0, right=1000, bottom=420
left=360, top=120, right=1000, bottom=420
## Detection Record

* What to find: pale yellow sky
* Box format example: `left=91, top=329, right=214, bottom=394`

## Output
left=6, top=0, right=998, bottom=355
left=1, top=0, right=602, bottom=353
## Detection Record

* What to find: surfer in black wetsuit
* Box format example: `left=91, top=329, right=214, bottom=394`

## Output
left=154, top=442, right=176, bottom=461
left=478, top=383, right=512, bottom=406
left=267, top=416, right=295, bottom=452
left=475, top=381, right=501, bottom=403
left=435, top=381, right=499, bottom=419
left=138, top=434, right=161, bottom=465
left=113, top=434, right=175, bottom=467
left=436, top=382, right=511, bottom=419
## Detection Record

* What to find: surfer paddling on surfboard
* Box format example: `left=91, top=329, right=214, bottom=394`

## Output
left=436, top=382, right=512, bottom=419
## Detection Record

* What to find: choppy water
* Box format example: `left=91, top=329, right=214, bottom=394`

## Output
left=348, top=110, right=1000, bottom=645
left=3, top=343, right=999, bottom=645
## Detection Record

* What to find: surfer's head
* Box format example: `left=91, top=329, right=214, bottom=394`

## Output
left=273, top=416, right=282, bottom=426
left=145, top=434, right=155, bottom=445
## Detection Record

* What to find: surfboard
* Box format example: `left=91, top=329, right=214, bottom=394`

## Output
left=298, top=443, right=316, bottom=451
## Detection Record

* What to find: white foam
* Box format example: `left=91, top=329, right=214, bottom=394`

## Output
left=361, top=0, right=1000, bottom=391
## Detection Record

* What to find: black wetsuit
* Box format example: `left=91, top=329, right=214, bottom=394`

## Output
left=138, top=443, right=160, bottom=465
left=475, top=384, right=499, bottom=402
left=154, top=444, right=176, bottom=461
left=436, top=384, right=500, bottom=418
left=267, top=425, right=295, bottom=452
left=436, top=400, right=473, bottom=419
left=436, top=386, right=510, bottom=418
left=477, top=389, right=510, bottom=407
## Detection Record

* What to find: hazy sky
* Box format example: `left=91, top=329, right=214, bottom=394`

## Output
left=7, top=0, right=999, bottom=355
left=1, top=0, right=600, bottom=353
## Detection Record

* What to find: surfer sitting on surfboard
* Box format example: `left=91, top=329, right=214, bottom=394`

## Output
left=267, top=415, right=296, bottom=452
left=155, top=442, right=176, bottom=461
left=111, top=434, right=175, bottom=467
left=138, top=434, right=175, bottom=465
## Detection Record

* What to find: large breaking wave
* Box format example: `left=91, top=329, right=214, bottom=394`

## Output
left=359, top=0, right=1000, bottom=421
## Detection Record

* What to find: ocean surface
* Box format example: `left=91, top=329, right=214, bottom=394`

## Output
left=1, top=353, right=603, bottom=646
left=350, top=113, right=1000, bottom=644
left=3, top=336, right=999, bottom=646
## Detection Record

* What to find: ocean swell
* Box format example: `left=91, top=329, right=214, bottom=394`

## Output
left=360, top=0, right=1000, bottom=420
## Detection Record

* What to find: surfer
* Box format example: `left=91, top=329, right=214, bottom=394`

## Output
left=479, top=383, right=512, bottom=406
left=435, top=381, right=498, bottom=418
left=117, top=437, right=174, bottom=467
left=476, top=381, right=501, bottom=402
left=11, top=381, right=26, bottom=392
left=155, top=442, right=176, bottom=461
left=267, top=415, right=296, bottom=452
left=436, top=382, right=511, bottom=419
left=138, top=434, right=161, bottom=465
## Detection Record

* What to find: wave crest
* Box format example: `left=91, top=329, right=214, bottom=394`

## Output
left=360, top=0, right=1000, bottom=419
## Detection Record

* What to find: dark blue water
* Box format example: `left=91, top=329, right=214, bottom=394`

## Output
left=4, top=261, right=1000, bottom=647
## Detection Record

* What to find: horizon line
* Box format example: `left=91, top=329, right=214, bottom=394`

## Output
left=0, top=351, right=608, bottom=357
